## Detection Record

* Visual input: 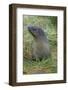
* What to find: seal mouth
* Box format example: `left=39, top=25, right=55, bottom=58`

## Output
left=29, top=30, right=36, bottom=38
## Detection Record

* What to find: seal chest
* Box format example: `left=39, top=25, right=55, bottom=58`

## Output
left=28, top=25, right=50, bottom=60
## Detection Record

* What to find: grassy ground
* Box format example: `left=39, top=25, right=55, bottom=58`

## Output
left=23, top=15, right=57, bottom=74
left=23, top=47, right=57, bottom=74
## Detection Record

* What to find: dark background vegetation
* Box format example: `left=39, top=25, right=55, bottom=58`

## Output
left=23, top=15, right=57, bottom=74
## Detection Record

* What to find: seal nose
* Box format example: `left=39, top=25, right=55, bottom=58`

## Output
left=27, top=25, right=34, bottom=33
left=27, top=25, right=33, bottom=29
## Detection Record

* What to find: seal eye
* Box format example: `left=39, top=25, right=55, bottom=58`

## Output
left=33, top=28, right=36, bottom=32
left=33, top=28, right=38, bottom=32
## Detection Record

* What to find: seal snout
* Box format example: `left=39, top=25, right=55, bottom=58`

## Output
left=27, top=25, right=33, bottom=31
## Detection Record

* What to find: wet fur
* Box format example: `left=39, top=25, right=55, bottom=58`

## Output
left=28, top=25, right=50, bottom=61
